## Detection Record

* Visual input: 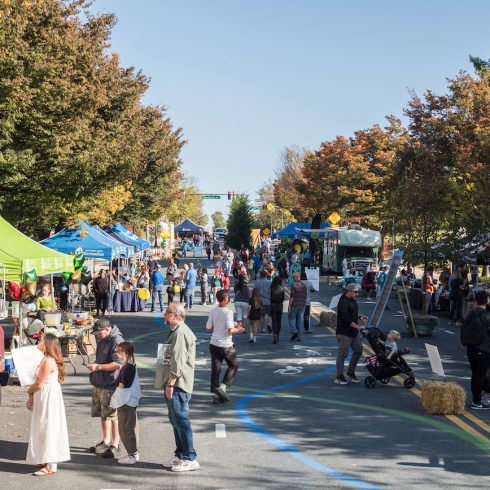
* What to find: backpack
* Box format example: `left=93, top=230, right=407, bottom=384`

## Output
left=460, top=310, right=488, bottom=347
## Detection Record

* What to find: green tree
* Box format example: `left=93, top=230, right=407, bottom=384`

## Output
left=166, top=176, right=208, bottom=227
left=211, top=211, right=226, bottom=229
left=254, top=183, right=294, bottom=231
left=226, top=195, right=254, bottom=249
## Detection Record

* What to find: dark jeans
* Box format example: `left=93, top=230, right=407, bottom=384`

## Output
left=467, top=348, right=490, bottom=404
left=270, top=307, right=283, bottom=336
left=336, top=334, right=363, bottom=378
left=164, top=387, right=197, bottom=461
left=151, top=286, right=164, bottom=311
left=184, top=287, right=195, bottom=307
left=304, top=304, right=311, bottom=331
left=450, top=297, right=462, bottom=321
left=95, top=293, right=108, bottom=315
left=210, top=343, right=239, bottom=391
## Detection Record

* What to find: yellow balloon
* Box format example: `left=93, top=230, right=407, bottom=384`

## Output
left=138, top=288, right=150, bottom=300
left=72, top=270, right=82, bottom=283
left=294, top=244, right=301, bottom=253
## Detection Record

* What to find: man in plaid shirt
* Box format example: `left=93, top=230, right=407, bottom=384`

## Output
left=288, top=272, right=307, bottom=342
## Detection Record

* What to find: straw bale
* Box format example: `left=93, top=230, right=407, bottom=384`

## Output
left=319, top=309, right=337, bottom=329
left=421, top=381, right=466, bottom=415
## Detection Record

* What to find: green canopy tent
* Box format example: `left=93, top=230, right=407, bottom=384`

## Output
left=0, top=215, right=74, bottom=282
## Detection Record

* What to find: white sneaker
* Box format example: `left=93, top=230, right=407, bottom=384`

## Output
left=171, top=459, right=200, bottom=472
left=162, top=456, right=182, bottom=469
left=118, top=453, right=139, bottom=465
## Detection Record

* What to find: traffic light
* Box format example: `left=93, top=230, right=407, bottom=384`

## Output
left=228, top=191, right=231, bottom=200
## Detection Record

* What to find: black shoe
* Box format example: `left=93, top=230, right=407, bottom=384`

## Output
left=304, top=329, right=312, bottom=334
left=267, top=325, right=272, bottom=334
left=296, top=338, right=302, bottom=342
left=102, top=445, right=119, bottom=459
left=290, top=332, right=298, bottom=342
left=212, top=396, right=225, bottom=405
left=347, top=373, right=360, bottom=383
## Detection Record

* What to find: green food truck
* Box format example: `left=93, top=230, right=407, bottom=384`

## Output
left=322, top=226, right=382, bottom=274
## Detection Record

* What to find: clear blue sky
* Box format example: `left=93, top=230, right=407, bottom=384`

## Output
left=94, top=0, right=489, bottom=222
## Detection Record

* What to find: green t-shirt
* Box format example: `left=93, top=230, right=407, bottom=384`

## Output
left=36, top=296, right=56, bottom=312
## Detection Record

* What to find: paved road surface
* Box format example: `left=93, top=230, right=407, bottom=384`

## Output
left=1, top=259, right=489, bottom=489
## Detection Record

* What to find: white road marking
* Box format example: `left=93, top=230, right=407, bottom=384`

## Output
left=215, top=423, right=226, bottom=438
left=195, top=359, right=207, bottom=365
left=443, top=329, right=455, bottom=335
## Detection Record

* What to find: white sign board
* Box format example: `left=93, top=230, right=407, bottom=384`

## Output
left=305, top=268, right=320, bottom=292
left=11, top=346, right=44, bottom=386
left=329, top=293, right=342, bottom=310
left=425, top=343, right=445, bottom=376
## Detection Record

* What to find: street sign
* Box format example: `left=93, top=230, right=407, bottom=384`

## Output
left=328, top=212, right=341, bottom=226
left=202, top=195, right=221, bottom=199
left=263, top=228, right=271, bottom=236
left=267, top=203, right=275, bottom=212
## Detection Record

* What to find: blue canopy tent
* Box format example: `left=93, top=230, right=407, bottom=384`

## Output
left=174, top=219, right=203, bottom=234
left=273, top=222, right=330, bottom=239
left=111, top=223, right=151, bottom=252
left=93, top=225, right=134, bottom=258
left=41, top=221, right=125, bottom=261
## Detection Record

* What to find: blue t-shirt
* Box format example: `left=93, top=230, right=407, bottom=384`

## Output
left=252, top=256, right=261, bottom=268
left=186, top=268, right=197, bottom=288
left=151, top=271, right=165, bottom=286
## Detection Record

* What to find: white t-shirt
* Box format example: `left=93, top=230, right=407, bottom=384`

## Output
left=206, top=306, right=235, bottom=348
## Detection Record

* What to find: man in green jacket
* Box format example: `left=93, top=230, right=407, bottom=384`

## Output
left=155, top=302, right=199, bottom=472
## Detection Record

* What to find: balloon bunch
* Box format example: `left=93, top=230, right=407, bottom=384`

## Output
left=21, top=269, right=38, bottom=302
left=62, top=252, right=87, bottom=286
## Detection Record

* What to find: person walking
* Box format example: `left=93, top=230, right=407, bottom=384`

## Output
left=87, top=319, right=124, bottom=458
left=110, top=342, right=142, bottom=464
left=335, top=283, right=367, bottom=385
left=166, top=258, right=178, bottom=284
left=211, top=270, right=224, bottom=304
left=93, top=269, right=110, bottom=317
left=184, top=263, right=197, bottom=309
left=248, top=288, right=263, bottom=343
left=199, top=267, right=209, bottom=305
left=150, top=265, right=165, bottom=312
left=461, top=291, right=490, bottom=410
left=301, top=271, right=316, bottom=333
left=234, top=274, right=250, bottom=333
left=270, top=276, right=285, bottom=344
left=155, top=303, right=199, bottom=472
left=256, top=270, right=272, bottom=333
left=449, top=267, right=464, bottom=326
left=206, top=290, right=245, bottom=404
left=26, top=333, right=70, bottom=476
left=288, top=272, right=307, bottom=342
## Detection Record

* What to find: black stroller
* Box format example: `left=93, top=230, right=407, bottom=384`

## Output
left=363, top=327, right=415, bottom=389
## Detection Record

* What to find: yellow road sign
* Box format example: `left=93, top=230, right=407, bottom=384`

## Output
left=267, top=203, right=275, bottom=212
left=328, top=212, right=340, bottom=226
left=263, top=228, right=271, bottom=236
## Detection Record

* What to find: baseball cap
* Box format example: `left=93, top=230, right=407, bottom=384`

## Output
left=346, top=283, right=361, bottom=292
left=92, top=318, right=112, bottom=333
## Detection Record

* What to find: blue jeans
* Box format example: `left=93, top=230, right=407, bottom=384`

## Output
left=151, top=285, right=164, bottom=311
left=164, top=387, right=197, bottom=461
left=288, top=307, right=305, bottom=340
left=184, top=287, right=195, bottom=307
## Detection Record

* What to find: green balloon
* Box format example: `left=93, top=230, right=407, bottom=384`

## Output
left=23, top=269, right=38, bottom=283
left=73, top=253, right=85, bottom=271
left=62, top=271, right=73, bottom=285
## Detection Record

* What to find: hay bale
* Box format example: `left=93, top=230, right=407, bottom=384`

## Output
left=421, top=381, right=466, bottom=415
left=319, top=309, right=337, bottom=329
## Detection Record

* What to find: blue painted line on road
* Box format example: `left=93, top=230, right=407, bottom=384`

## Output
left=236, top=367, right=380, bottom=490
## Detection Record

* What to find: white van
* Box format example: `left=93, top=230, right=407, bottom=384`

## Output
left=214, top=228, right=227, bottom=240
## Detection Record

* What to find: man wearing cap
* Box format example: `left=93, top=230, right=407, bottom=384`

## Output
left=335, top=283, right=367, bottom=385
left=155, top=303, right=199, bottom=472
left=86, top=319, right=125, bottom=458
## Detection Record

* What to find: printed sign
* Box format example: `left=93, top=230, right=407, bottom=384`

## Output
left=305, top=267, right=320, bottom=292
left=156, top=343, right=172, bottom=365
left=425, top=343, right=445, bottom=376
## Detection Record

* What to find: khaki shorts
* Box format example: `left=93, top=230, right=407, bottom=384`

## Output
left=91, top=386, right=117, bottom=421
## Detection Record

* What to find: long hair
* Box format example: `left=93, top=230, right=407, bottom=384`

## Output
left=252, top=288, right=262, bottom=310
left=43, top=333, right=65, bottom=383
left=117, top=341, right=136, bottom=365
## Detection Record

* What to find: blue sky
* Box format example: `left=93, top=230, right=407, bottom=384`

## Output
left=94, top=0, right=490, bottom=221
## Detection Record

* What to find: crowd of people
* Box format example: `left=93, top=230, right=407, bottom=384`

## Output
left=21, top=236, right=490, bottom=479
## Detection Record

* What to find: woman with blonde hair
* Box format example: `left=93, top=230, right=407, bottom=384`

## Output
left=26, top=333, right=70, bottom=476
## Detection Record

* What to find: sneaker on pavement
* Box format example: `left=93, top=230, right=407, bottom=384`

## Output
left=118, top=453, right=139, bottom=465
left=171, top=459, right=200, bottom=472
left=214, top=386, right=229, bottom=401
left=334, top=375, right=349, bottom=385
left=162, top=456, right=182, bottom=469
left=347, top=373, right=360, bottom=383
left=90, top=441, right=110, bottom=454
left=102, top=445, right=119, bottom=459
left=471, top=402, right=490, bottom=410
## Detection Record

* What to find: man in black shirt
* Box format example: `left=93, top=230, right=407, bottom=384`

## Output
left=335, top=283, right=367, bottom=385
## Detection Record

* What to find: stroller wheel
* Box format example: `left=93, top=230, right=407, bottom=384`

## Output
left=380, top=378, right=390, bottom=385
left=403, top=377, right=416, bottom=389
left=365, top=376, right=376, bottom=389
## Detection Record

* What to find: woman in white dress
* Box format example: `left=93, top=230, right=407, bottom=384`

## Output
left=26, top=333, right=70, bottom=476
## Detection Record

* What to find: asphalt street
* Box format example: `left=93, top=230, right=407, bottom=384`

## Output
left=1, top=259, right=489, bottom=489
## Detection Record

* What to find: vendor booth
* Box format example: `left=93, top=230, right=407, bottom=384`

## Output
left=93, top=225, right=134, bottom=258
left=273, top=222, right=330, bottom=239
left=110, top=223, right=151, bottom=253
left=174, top=219, right=205, bottom=257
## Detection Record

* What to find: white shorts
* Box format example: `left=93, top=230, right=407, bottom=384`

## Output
left=235, top=301, right=249, bottom=321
